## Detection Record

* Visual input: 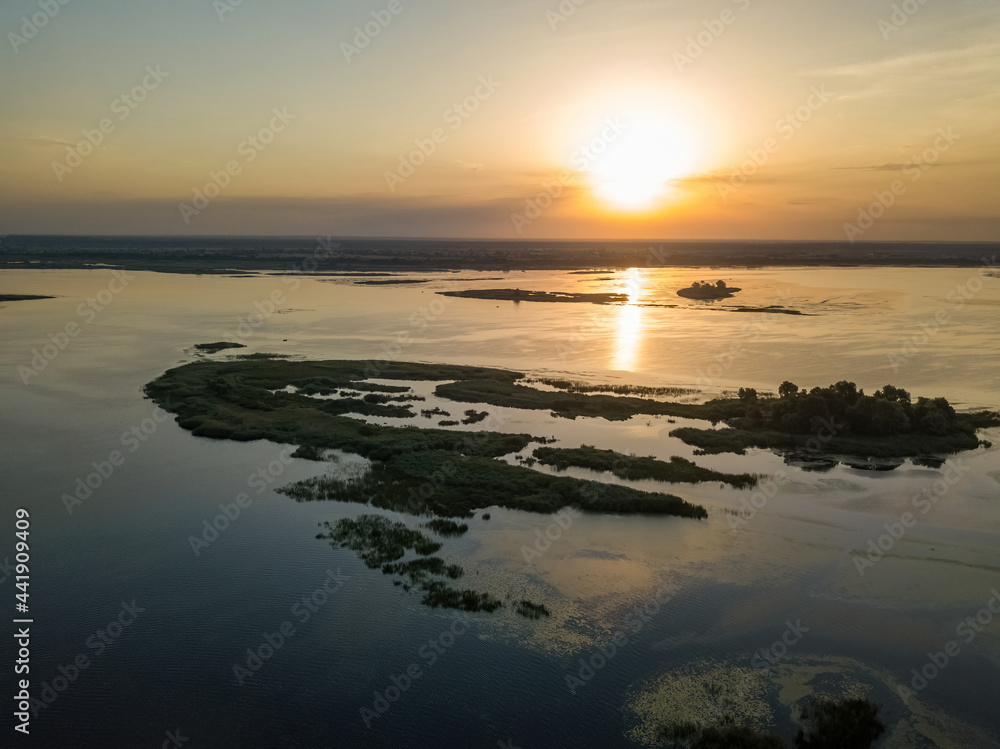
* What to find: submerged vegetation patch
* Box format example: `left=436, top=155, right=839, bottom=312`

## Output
left=422, top=518, right=469, bottom=537
left=318, top=514, right=502, bottom=613
left=524, top=378, right=699, bottom=399
left=515, top=600, right=551, bottom=619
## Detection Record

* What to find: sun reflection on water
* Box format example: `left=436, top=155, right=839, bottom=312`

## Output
left=612, top=268, right=646, bottom=371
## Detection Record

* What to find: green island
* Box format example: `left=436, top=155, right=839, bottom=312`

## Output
left=657, top=697, right=884, bottom=748
left=676, top=280, right=741, bottom=300
left=533, top=446, right=760, bottom=489
left=354, top=278, right=432, bottom=285
left=668, top=382, right=998, bottom=460
left=0, top=294, right=56, bottom=302
left=193, top=341, right=246, bottom=353
left=438, top=288, right=629, bottom=304
left=144, top=358, right=706, bottom=519
left=145, top=359, right=999, bottom=494
left=141, top=358, right=997, bottom=615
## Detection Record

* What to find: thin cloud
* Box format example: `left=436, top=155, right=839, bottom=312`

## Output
left=6, top=135, right=78, bottom=148
left=831, top=163, right=935, bottom=172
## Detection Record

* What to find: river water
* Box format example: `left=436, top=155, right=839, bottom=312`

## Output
left=1, top=265, right=998, bottom=747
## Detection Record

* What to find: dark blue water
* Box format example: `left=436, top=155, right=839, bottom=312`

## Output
left=3, top=268, right=999, bottom=748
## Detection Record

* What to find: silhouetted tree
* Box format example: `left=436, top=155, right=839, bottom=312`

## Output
left=778, top=381, right=799, bottom=399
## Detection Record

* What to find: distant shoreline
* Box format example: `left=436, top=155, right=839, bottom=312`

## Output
left=0, top=237, right=995, bottom=275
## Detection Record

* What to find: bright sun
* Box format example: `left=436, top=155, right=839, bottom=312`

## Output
left=585, top=113, right=697, bottom=210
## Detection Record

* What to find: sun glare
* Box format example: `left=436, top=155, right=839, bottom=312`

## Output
left=612, top=268, right=646, bottom=371
left=586, top=114, right=697, bottom=211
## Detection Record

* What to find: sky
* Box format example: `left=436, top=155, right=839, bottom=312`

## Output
left=0, top=0, right=998, bottom=239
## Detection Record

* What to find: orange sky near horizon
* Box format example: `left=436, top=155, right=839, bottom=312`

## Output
left=1, top=0, right=998, bottom=240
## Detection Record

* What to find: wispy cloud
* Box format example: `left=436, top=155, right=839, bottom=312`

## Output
left=5, top=135, right=78, bottom=148
left=832, top=163, right=936, bottom=172
left=814, top=41, right=1000, bottom=101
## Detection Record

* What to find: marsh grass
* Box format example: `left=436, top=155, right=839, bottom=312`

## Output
left=422, top=519, right=469, bottom=537
left=533, top=446, right=759, bottom=489
left=319, top=514, right=503, bottom=613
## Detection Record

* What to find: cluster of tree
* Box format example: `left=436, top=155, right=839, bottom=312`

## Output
left=689, top=280, right=727, bottom=289
left=731, top=380, right=962, bottom=437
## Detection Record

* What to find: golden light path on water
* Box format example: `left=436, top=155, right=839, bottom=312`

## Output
left=612, top=267, right=647, bottom=371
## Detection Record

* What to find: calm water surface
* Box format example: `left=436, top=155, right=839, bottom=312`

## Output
left=1, top=266, right=998, bottom=747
